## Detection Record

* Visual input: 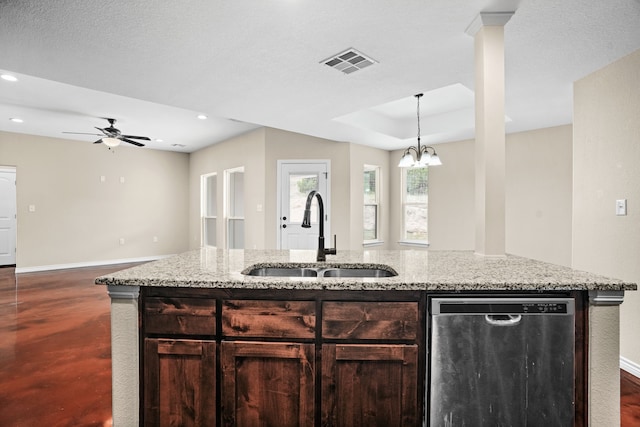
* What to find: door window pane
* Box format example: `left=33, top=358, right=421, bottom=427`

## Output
left=289, top=173, right=318, bottom=223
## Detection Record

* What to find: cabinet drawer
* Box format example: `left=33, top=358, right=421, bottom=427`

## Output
left=144, top=297, right=216, bottom=335
left=322, top=301, right=418, bottom=340
left=222, top=300, right=316, bottom=339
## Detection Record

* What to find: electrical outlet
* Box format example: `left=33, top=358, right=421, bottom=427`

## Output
left=119, top=238, right=125, bottom=245
left=153, top=236, right=158, bottom=243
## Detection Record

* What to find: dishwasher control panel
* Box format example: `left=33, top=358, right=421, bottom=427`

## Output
left=432, top=298, right=574, bottom=315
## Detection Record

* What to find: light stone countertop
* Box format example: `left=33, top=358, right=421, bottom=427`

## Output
left=94, top=249, right=636, bottom=292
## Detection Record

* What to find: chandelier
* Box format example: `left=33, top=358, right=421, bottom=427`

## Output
left=397, top=93, right=442, bottom=168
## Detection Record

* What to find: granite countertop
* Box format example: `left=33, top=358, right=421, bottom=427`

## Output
left=94, top=249, right=637, bottom=292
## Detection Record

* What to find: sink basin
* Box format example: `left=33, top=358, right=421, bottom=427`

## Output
left=320, top=268, right=396, bottom=278
left=242, top=263, right=398, bottom=278
left=243, top=267, right=318, bottom=277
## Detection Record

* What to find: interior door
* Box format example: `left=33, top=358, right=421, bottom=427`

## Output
left=0, top=168, right=17, bottom=266
left=278, top=161, right=329, bottom=249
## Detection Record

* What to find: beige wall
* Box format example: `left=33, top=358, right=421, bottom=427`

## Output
left=0, top=131, right=189, bottom=269
left=573, top=48, right=640, bottom=367
left=189, top=127, right=360, bottom=251
left=506, top=126, right=573, bottom=266
left=264, top=127, right=351, bottom=250
left=188, top=128, right=266, bottom=250
left=389, top=126, right=573, bottom=265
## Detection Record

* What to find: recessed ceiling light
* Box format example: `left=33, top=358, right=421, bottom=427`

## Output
left=10, top=118, right=23, bottom=123
left=197, top=114, right=207, bottom=120
left=1, top=74, right=18, bottom=82
left=154, top=139, right=164, bottom=142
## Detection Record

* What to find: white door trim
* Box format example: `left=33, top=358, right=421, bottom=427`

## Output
left=276, top=160, right=331, bottom=250
left=0, top=166, right=17, bottom=266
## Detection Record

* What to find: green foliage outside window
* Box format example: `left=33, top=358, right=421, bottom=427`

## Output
left=297, top=176, right=318, bottom=194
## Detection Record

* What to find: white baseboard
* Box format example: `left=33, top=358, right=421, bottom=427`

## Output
left=14, top=255, right=173, bottom=274
left=620, top=356, right=640, bottom=378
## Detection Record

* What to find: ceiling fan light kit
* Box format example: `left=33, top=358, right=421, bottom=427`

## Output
left=102, top=137, right=121, bottom=148
left=63, top=118, right=150, bottom=148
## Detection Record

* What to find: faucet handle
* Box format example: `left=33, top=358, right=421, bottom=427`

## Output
left=326, top=234, right=337, bottom=255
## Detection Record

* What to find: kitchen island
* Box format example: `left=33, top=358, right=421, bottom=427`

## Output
left=96, top=249, right=636, bottom=426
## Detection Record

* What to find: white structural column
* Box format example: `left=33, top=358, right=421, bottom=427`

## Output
left=466, top=12, right=513, bottom=256
left=108, top=285, right=141, bottom=427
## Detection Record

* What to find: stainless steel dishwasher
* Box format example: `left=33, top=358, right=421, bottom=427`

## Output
left=429, top=297, right=575, bottom=427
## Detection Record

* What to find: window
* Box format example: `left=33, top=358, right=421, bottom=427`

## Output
left=225, top=167, right=244, bottom=249
left=201, top=173, right=217, bottom=247
left=401, top=167, right=429, bottom=244
left=363, top=165, right=380, bottom=243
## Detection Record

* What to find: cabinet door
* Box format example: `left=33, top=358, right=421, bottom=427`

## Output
left=322, top=344, right=418, bottom=427
left=221, top=341, right=315, bottom=427
left=144, top=339, right=216, bottom=427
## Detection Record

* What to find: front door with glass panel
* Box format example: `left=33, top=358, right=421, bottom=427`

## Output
left=278, top=161, right=329, bottom=249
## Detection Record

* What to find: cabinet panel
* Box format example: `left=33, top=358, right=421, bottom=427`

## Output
left=322, top=344, right=418, bottom=427
left=145, top=297, right=216, bottom=335
left=144, top=339, right=216, bottom=427
left=222, top=299, right=315, bottom=338
left=221, top=341, right=315, bottom=427
left=322, top=301, right=418, bottom=340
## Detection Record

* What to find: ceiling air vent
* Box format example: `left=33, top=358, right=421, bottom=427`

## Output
left=322, top=48, right=377, bottom=74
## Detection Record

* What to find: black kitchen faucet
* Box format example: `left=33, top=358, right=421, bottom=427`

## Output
left=301, top=190, right=337, bottom=262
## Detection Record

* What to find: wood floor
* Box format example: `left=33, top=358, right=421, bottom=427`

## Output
left=1, top=264, right=639, bottom=426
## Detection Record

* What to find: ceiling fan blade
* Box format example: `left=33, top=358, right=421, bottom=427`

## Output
left=121, top=137, right=145, bottom=147
left=62, top=132, right=104, bottom=136
left=95, top=126, right=109, bottom=134
left=93, top=139, right=103, bottom=144
left=121, top=135, right=151, bottom=141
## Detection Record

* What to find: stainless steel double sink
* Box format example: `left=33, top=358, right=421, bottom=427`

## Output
left=242, top=263, right=398, bottom=278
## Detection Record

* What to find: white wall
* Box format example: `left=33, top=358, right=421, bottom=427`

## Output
left=0, top=131, right=190, bottom=269
left=573, top=48, right=640, bottom=368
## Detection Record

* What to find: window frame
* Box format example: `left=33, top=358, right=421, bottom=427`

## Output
left=224, top=167, right=245, bottom=249
left=200, top=172, right=217, bottom=248
left=363, top=164, right=382, bottom=246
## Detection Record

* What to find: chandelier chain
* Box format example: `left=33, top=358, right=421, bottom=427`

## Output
left=416, top=94, right=421, bottom=142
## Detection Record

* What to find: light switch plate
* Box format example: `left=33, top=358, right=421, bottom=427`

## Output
left=616, top=199, right=627, bottom=216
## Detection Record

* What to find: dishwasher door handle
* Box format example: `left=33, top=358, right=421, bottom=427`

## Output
left=484, top=314, right=522, bottom=326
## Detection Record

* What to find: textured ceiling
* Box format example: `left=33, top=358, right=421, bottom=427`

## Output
left=1, top=0, right=639, bottom=152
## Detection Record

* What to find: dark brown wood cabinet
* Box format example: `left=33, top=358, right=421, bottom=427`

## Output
left=321, top=301, right=420, bottom=426
left=144, top=338, right=217, bottom=427
left=321, top=344, right=418, bottom=427
left=220, top=341, right=315, bottom=427
left=141, top=289, right=423, bottom=427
